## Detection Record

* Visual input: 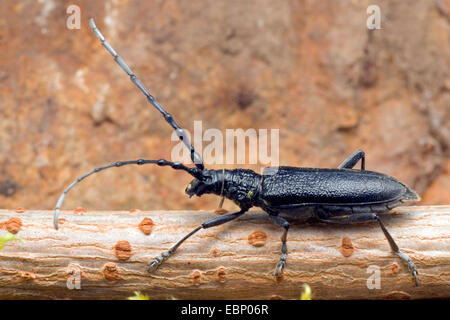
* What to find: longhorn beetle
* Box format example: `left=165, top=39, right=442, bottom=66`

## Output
left=54, top=18, right=420, bottom=286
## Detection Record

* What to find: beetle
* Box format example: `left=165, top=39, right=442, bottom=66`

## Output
left=53, top=18, right=420, bottom=286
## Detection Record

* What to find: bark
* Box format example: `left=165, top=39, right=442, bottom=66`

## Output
left=0, top=206, right=448, bottom=300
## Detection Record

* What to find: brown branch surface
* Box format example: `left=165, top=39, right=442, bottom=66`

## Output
left=0, top=206, right=448, bottom=300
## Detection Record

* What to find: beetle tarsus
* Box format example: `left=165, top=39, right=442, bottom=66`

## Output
left=275, top=254, right=287, bottom=277
left=269, top=215, right=290, bottom=278
left=147, top=259, right=161, bottom=273
left=412, top=270, right=419, bottom=287
left=397, top=251, right=420, bottom=286
left=147, top=251, right=169, bottom=273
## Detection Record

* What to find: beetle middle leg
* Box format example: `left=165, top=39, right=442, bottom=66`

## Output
left=338, top=149, right=365, bottom=170
left=269, top=215, right=290, bottom=277
left=147, top=209, right=248, bottom=272
left=317, top=211, right=419, bottom=286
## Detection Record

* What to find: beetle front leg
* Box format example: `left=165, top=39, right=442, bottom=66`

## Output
left=338, top=149, right=365, bottom=170
left=269, top=215, right=290, bottom=277
left=147, top=209, right=247, bottom=272
left=318, top=211, right=419, bottom=286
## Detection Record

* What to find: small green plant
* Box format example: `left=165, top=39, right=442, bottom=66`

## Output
left=0, top=232, right=25, bottom=250
left=299, top=284, right=312, bottom=300
left=127, top=291, right=150, bottom=300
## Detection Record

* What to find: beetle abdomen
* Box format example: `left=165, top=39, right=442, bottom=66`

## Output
left=260, top=167, right=419, bottom=207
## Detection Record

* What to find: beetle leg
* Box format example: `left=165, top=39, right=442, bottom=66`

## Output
left=318, top=211, right=419, bottom=286
left=214, top=168, right=229, bottom=214
left=338, top=149, right=365, bottom=170
left=269, top=215, right=290, bottom=277
left=214, top=195, right=229, bottom=214
left=375, top=215, right=420, bottom=287
left=147, top=209, right=247, bottom=272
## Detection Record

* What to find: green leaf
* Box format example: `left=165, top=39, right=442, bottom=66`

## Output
left=300, top=284, right=312, bottom=300
left=0, top=232, right=24, bottom=251
left=127, top=291, right=150, bottom=300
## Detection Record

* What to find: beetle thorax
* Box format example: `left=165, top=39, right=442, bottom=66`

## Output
left=220, top=169, right=262, bottom=208
left=185, top=169, right=261, bottom=208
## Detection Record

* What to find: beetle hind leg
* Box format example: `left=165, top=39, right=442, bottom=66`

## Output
left=269, top=215, right=290, bottom=277
left=338, top=149, right=365, bottom=170
left=318, top=211, right=419, bottom=286
left=376, top=215, right=419, bottom=286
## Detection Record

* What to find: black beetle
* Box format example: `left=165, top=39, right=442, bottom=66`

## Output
left=54, top=19, right=420, bottom=286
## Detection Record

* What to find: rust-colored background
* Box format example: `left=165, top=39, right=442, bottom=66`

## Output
left=0, top=0, right=449, bottom=213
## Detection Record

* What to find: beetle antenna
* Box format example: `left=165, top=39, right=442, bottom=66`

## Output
left=89, top=18, right=204, bottom=170
left=53, top=159, right=203, bottom=230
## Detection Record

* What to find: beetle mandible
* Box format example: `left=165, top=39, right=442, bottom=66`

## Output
left=53, top=18, right=420, bottom=286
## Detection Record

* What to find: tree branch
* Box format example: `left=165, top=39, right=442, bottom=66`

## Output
left=0, top=206, right=448, bottom=299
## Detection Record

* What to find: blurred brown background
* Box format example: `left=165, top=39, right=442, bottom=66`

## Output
left=0, top=0, right=449, bottom=213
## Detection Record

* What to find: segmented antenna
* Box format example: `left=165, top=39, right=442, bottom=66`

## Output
left=89, top=18, right=204, bottom=170
left=53, top=159, right=203, bottom=229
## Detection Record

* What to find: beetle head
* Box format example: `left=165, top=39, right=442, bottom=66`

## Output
left=185, top=170, right=219, bottom=198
